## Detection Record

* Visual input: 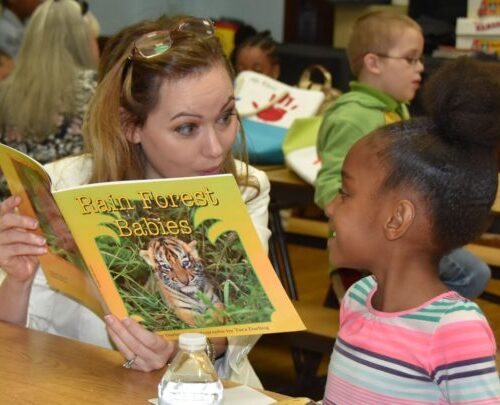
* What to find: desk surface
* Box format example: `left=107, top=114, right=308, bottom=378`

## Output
left=263, top=166, right=500, bottom=215
left=265, top=166, right=313, bottom=188
left=0, top=322, right=289, bottom=404
left=494, top=179, right=500, bottom=215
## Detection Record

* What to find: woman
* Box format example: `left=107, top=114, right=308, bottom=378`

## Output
left=0, top=0, right=98, bottom=169
left=0, top=15, right=270, bottom=388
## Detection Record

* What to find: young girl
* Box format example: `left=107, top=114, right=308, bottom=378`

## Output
left=323, top=57, right=500, bottom=404
left=232, top=30, right=280, bottom=79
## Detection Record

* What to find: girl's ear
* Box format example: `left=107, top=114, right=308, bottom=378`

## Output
left=363, top=53, right=382, bottom=75
left=384, top=199, right=415, bottom=240
left=120, top=107, right=141, bottom=144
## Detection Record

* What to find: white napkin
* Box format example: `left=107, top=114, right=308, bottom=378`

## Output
left=149, top=384, right=276, bottom=404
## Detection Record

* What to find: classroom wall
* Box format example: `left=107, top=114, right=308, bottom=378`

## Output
left=87, top=0, right=285, bottom=41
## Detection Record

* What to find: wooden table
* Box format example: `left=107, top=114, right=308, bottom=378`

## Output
left=0, top=322, right=289, bottom=404
left=264, top=167, right=500, bottom=215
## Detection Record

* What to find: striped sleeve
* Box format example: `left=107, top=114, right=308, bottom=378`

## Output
left=430, top=300, right=500, bottom=403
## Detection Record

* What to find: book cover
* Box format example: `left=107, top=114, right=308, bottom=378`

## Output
left=0, top=144, right=105, bottom=318
left=0, top=143, right=305, bottom=339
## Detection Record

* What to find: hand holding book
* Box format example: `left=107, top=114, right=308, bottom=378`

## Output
left=0, top=195, right=48, bottom=324
left=0, top=144, right=305, bottom=339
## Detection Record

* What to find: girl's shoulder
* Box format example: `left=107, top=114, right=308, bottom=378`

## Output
left=432, top=292, right=487, bottom=324
left=342, top=277, right=486, bottom=324
left=344, top=275, right=377, bottom=302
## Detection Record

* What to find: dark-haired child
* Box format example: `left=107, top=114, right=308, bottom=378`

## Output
left=323, top=57, right=500, bottom=404
left=232, top=30, right=280, bottom=79
left=316, top=10, right=491, bottom=300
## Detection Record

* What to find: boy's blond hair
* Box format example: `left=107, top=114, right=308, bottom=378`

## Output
left=347, top=11, right=422, bottom=77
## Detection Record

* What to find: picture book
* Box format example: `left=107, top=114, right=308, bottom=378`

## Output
left=0, top=144, right=305, bottom=339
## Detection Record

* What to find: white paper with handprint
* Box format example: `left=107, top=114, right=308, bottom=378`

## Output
left=235, top=71, right=325, bottom=128
left=285, top=145, right=321, bottom=185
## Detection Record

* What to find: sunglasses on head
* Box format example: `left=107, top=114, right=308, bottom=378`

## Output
left=130, top=18, right=215, bottom=60
left=119, top=18, right=216, bottom=96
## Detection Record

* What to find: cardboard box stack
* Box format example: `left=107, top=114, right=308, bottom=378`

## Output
left=456, top=0, right=500, bottom=56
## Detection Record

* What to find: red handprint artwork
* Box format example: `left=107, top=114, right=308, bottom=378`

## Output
left=253, top=93, right=298, bottom=122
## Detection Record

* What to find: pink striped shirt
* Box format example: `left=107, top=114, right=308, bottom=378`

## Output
left=324, top=276, right=500, bottom=404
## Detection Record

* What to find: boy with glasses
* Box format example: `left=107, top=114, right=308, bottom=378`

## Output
left=315, top=11, right=491, bottom=300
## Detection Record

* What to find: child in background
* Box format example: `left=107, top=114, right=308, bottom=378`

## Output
left=229, top=22, right=256, bottom=65
left=323, top=57, right=500, bottom=404
left=232, top=30, right=280, bottom=79
left=315, top=10, right=491, bottom=299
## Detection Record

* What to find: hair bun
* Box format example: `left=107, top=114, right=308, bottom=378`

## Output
left=423, top=57, right=500, bottom=149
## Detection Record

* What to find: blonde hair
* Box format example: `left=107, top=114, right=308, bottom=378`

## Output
left=347, top=11, right=422, bottom=77
left=84, top=10, right=100, bottom=38
left=85, top=16, right=254, bottom=190
left=0, top=0, right=96, bottom=139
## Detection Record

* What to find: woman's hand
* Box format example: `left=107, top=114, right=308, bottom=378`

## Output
left=0, top=195, right=46, bottom=282
left=105, top=314, right=177, bottom=372
left=0, top=195, right=47, bottom=324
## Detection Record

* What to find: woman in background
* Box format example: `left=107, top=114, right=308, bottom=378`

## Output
left=0, top=0, right=98, bottom=168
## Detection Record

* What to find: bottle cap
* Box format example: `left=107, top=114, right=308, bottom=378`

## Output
left=178, top=333, right=207, bottom=350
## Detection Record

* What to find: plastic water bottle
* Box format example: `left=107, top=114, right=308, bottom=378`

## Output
left=158, top=333, right=223, bottom=405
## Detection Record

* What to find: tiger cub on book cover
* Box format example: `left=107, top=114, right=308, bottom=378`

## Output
left=139, top=236, right=225, bottom=326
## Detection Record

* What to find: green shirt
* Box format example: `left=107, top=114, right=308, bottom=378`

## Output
left=314, top=81, right=409, bottom=209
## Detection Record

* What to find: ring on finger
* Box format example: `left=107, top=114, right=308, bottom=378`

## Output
left=122, top=354, right=137, bottom=369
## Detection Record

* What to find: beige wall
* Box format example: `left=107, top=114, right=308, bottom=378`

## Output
left=333, top=4, right=408, bottom=48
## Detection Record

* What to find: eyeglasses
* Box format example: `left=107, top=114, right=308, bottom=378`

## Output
left=374, top=53, right=423, bottom=66
left=130, top=18, right=215, bottom=60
